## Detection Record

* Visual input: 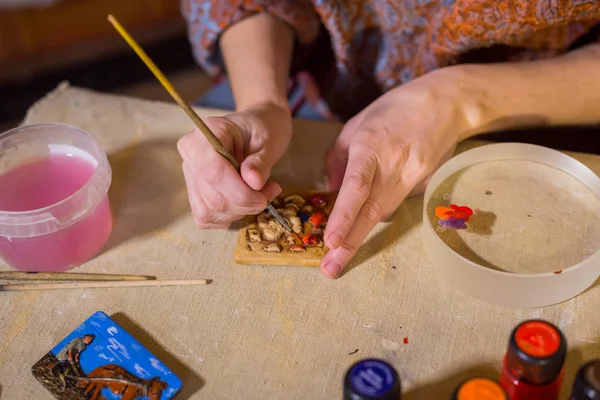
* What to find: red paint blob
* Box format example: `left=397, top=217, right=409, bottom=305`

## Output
left=403, top=337, right=409, bottom=344
left=515, top=321, right=561, bottom=358
left=302, top=234, right=319, bottom=246
left=290, top=245, right=306, bottom=252
left=435, top=204, right=474, bottom=222
left=310, top=193, right=327, bottom=206
left=308, top=211, right=327, bottom=226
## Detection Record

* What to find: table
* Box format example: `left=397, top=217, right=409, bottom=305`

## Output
left=1, top=83, right=599, bottom=399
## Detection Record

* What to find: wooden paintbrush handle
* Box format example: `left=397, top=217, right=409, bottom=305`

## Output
left=0, top=271, right=155, bottom=281
left=0, top=279, right=211, bottom=291
left=107, top=14, right=239, bottom=169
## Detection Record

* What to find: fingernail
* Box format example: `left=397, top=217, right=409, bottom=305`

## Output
left=323, top=261, right=342, bottom=279
left=327, top=233, right=342, bottom=249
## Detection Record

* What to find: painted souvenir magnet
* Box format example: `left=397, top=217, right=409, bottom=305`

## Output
left=234, top=192, right=337, bottom=266
left=31, top=311, right=181, bottom=400
left=435, top=204, right=473, bottom=230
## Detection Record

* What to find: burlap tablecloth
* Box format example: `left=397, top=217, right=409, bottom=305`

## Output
left=1, top=83, right=599, bottom=399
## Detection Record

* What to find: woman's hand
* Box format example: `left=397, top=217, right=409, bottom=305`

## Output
left=178, top=102, right=292, bottom=228
left=321, top=69, right=472, bottom=279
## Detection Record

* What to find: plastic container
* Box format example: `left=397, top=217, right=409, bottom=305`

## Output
left=0, top=123, right=113, bottom=272
left=422, top=143, right=600, bottom=308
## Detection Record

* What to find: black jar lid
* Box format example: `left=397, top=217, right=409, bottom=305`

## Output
left=570, top=359, right=600, bottom=399
left=505, top=319, right=567, bottom=385
left=344, top=358, right=401, bottom=400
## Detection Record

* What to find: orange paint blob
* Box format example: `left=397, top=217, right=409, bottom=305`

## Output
left=290, top=245, right=306, bottom=252
left=456, top=378, right=507, bottom=400
left=308, top=211, right=327, bottom=226
left=435, top=204, right=473, bottom=221
left=302, top=234, right=319, bottom=246
left=515, top=321, right=561, bottom=358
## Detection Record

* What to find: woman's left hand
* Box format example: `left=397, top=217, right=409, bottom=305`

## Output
left=321, top=68, right=473, bottom=279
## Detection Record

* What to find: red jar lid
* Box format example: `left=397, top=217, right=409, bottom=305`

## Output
left=505, top=319, right=566, bottom=385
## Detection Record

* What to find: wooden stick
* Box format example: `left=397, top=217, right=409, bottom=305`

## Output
left=0, top=271, right=155, bottom=281
left=107, top=14, right=239, bottom=169
left=0, top=279, right=211, bottom=292
left=107, top=14, right=294, bottom=234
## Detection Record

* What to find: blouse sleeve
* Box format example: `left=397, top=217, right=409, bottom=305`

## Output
left=181, top=0, right=321, bottom=74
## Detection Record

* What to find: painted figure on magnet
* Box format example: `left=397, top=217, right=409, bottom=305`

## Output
left=32, top=311, right=181, bottom=400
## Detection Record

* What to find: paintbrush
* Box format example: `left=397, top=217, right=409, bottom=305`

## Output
left=0, top=271, right=155, bottom=281
left=107, top=14, right=295, bottom=236
left=0, top=279, right=211, bottom=292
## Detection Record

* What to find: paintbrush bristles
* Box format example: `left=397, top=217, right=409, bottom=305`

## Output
left=106, top=14, right=239, bottom=169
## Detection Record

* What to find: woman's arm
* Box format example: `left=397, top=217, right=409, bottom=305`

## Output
left=220, top=13, right=294, bottom=111
left=451, top=43, right=600, bottom=140
left=319, top=42, right=600, bottom=278
left=182, top=1, right=320, bottom=111
left=178, top=2, right=320, bottom=230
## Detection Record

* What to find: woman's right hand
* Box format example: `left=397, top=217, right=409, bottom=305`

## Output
left=177, top=102, right=292, bottom=229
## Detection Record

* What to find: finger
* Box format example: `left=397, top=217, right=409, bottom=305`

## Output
left=321, top=196, right=384, bottom=279
left=325, top=141, right=349, bottom=192
left=191, top=132, right=269, bottom=214
left=324, top=145, right=377, bottom=250
left=260, top=181, right=283, bottom=202
left=196, top=180, right=249, bottom=223
left=183, top=161, right=244, bottom=227
left=325, top=119, right=359, bottom=192
left=182, top=161, right=229, bottom=228
left=241, top=146, right=282, bottom=191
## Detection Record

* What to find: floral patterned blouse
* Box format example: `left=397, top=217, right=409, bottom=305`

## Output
left=182, top=0, right=600, bottom=120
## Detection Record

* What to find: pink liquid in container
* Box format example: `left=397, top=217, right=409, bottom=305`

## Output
left=0, top=123, right=113, bottom=272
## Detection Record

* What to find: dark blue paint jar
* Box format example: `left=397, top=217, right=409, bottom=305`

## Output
left=344, top=358, right=401, bottom=400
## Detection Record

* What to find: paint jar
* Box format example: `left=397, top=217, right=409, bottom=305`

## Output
left=0, top=123, right=113, bottom=272
left=569, top=359, right=600, bottom=400
left=343, top=358, right=401, bottom=400
left=451, top=377, right=508, bottom=400
left=499, top=319, right=566, bottom=400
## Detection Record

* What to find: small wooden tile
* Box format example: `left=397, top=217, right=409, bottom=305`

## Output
left=234, top=192, right=336, bottom=267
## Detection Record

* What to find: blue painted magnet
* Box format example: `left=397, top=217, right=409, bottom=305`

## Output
left=32, top=311, right=182, bottom=399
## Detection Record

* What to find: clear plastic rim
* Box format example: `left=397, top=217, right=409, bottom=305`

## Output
left=0, top=122, right=112, bottom=237
left=422, top=142, right=600, bottom=308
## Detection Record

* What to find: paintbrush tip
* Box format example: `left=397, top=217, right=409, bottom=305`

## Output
left=107, top=14, right=116, bottom=23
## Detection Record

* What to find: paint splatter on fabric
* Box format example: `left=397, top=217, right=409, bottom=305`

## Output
left=435, top=204, right=473, bottom=230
